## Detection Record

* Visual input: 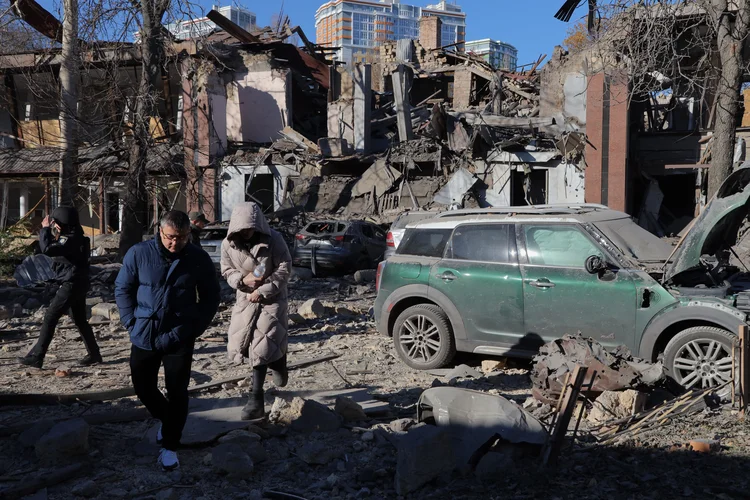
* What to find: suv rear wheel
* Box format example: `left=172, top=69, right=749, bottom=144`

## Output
left=663, top=326, right=734, bottom=390
left=392, top=304, right=456, bottom=370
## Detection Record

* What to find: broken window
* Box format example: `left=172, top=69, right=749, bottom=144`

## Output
left=305, top=222, right=347, bottom=235
left=524, top=225, right=603, bottom=268
left=397, top=228, right=452, bottom=258
left=447, top=224, right=516, bottom=264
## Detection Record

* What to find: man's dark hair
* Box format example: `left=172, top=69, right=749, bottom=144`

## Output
left=160, top=211, right=191, bottom=232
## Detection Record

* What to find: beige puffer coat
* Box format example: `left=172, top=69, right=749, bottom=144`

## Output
left=221, top=203, right=291, bottom=367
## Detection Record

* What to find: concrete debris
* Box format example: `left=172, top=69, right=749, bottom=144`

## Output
left=350, top=160, right=402, bottom=198
left=432, top=168, right=478, bottom=206
left=334, top=396, right=368, bottom=422
left=296, top=441, right=343, bottom=465
left=587, top=390, right=647, bottom=425
left=531, top=334, right=666, bottom=405
left=54, top=366, right=72, bottom=378
left=394, top=425, right=455, bottom=495
left=481, top=359, right=507, bottom=374
left=269, top=397, right=342, bottom=433
left=90, top=303, right=120, bottom=321
left=211, top=443, right=254, bottom=478
left=444, top=364, right=484, bottom=381
left=71, top=480, right=99, bottom=498
left=35, top=418, right=90, bottom=465
left=297, top=299, right=327, bottom=320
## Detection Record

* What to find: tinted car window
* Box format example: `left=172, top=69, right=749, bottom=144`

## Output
left=397, top=229, right=452, bottom=257
left=361, top=225, right=375, bottom=239
left=447, top=224, right=516, bottom=263
left=523, top=225, right=603, bottom=268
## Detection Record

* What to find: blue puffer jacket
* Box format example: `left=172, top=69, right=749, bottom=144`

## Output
left=115, top=237, right=221, bottom=352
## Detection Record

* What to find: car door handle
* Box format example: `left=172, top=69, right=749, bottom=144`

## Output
left=436, top=272, right=457, bottom=281
left=527, top=279, right=555, bottom=289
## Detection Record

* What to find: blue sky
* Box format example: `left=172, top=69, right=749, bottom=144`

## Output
left=37, top=0, right=582, bottom=66
left=230, top=0, right=579, bottom=65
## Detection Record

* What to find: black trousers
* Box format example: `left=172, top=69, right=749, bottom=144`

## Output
left=130, top=341, right=194, bottom=451
left=29, top=281, right=99, bottom=359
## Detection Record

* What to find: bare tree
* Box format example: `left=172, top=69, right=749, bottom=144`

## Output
left=59, top=0, right=80, bottom=207
left=117, top=0, right=171, bottom=257
left=565, top=0, right=750, bottom=196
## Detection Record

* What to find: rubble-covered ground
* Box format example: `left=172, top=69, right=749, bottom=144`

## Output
left=2, top=271, right=750, bottom=500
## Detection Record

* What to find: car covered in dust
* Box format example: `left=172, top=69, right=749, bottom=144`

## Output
left=374, top=169, right=750, bottom=391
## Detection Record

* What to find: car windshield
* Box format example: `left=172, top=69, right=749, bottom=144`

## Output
left=594, top=217, right=673, bottom=261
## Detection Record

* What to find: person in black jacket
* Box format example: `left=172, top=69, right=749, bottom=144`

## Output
left=115, top=210, right=220, bottom=471
left=18, top=206, right=102, bottom=369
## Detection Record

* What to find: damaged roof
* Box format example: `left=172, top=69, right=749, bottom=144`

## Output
left=0, top=143, right=185, bottom=178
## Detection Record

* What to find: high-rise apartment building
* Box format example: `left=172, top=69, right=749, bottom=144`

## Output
left=464, top=39, right=518, bottom=71
left=315, top=0, right=466, bottom=64
left=163, top=5, right=257, bottom=40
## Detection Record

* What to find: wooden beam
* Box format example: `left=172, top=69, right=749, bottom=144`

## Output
left=206, top=10, right=261, bottom=43
left=450, top=112, right=554, bottom=128
left=543, top=365, right=587, bottom=465
left=391, top=65, right=414, bottom=142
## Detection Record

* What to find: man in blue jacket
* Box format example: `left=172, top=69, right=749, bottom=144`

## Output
left=115, top=210, right=220, bottom=471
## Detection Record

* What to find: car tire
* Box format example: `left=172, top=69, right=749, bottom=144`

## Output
left=663, top=326, right=735, bottom=393
left=393, top=304, right=456, bottom=370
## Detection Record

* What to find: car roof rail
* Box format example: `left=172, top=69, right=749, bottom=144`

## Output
left=434, top=204, right=609, bottom=218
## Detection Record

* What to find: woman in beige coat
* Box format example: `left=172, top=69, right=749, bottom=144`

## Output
left=221, top=202, right=292, bottom=420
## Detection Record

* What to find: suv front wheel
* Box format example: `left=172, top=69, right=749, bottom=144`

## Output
left=663, top=326, right=734, bottom=390
left=393, top=304, right=456, bottom=370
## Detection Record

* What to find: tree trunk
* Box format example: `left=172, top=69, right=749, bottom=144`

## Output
left=58, top=0, right=79, bottom=208
left=118, top=0, right=168, bottom=258
left=708, top=0, right=750, bottom=197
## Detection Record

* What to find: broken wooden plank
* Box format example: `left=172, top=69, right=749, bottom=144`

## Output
left=504, top=83, right=539, bottom=102
left=206, top=9, right=261, bottom=43
left=542, top=365, right=587, bottom=466
left=391, top=65, right=414, bottom=143
left=280, top=126, right=320, bottom=154
left=0, top=463, right=83, bottom=499
left=451, top=112, right=554, bottom=129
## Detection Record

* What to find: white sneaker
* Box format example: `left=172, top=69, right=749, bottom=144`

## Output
left=156, top=424, right=163, bottom=445
left=157, top=448, right=179, bottom=471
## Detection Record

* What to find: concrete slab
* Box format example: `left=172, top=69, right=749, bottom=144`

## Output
left=145, top=398, right=251, bottom=447
left=307, top=388, right=390, bottom=416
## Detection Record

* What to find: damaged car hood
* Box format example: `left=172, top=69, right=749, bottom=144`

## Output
left=665, top=167, right=750, bottom=283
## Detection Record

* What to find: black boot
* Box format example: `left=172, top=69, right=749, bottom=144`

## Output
left=271, top=366, right=288, bottom=388
left=78, top=352, right=103, bottom=367
left=241, top=393, right=265, bottom=421
left=18, top=354, right=43, bottom=369
left=270, top=354, right=288, bottom=388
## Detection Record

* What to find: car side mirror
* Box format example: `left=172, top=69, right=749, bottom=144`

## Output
left=585, top=255, right=607, bottom=275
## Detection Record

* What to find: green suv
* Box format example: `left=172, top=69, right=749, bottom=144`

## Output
left=375, top=169, right=750, bottom=390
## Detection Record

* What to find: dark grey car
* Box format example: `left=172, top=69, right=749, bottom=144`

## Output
left=293, top=220, right=387, bottom=273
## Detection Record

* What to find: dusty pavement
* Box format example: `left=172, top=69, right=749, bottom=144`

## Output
left=1, top=272, right=750, bottom=499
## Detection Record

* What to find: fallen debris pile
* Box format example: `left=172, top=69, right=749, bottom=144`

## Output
left=531, top=334, right=666, bottom=405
